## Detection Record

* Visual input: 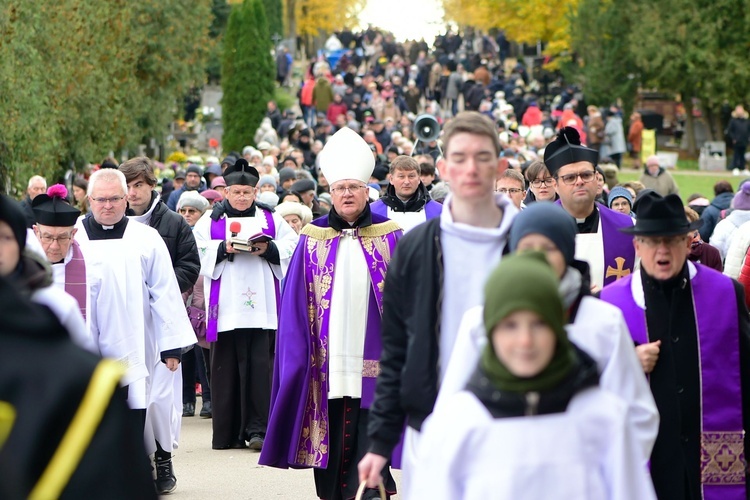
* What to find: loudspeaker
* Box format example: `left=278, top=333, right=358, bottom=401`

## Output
left=413, top=114, right=441, bottom=143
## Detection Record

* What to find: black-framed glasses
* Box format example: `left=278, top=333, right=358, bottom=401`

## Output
left=556, top=171, right=596, bottom=185
left=530, top=177, right=555, bottom=188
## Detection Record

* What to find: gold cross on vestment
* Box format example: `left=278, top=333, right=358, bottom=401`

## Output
left=716, top=446, right=736, bottom=471
left=606, top=257, right=631, bottom=280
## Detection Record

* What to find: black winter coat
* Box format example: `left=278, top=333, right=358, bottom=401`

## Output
left=148, top=199, right=200, bottom=294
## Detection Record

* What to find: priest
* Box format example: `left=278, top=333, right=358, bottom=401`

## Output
left=193, top=158, right=298, bottom=451
left=260, top=127, right=403, bottom=500
left=600, top=192, right=750, bottom=500
left=546, top=127, right=635, bottom=291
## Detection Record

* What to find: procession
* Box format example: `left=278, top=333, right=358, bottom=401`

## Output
left=2, top=7, right=750, bottom=500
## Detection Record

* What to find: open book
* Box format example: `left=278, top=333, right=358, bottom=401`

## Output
left=230, top=232, right=272, bottom=252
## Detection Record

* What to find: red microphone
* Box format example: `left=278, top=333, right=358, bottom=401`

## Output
left=228, top=221, right=241, bottom=262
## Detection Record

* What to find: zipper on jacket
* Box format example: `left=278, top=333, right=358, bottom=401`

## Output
left=524, top=392, right=540, bottom=416
left=434, top=233, right=444, bottom=376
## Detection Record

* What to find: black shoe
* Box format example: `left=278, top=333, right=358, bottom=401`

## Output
left=248, top=433, right=264, bottom=451
left=199, top=401, right=212, bottom=418
left=182, top=402, right=195, bottom=417
left=155, top=457, right=177, bottom=494
left=212, top=439, right=247, bottom=450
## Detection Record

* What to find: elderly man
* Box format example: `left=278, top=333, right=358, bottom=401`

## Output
left=260, top=127, right=403, bottom=500
left=1, top=193, right=89, bottom=352
left=20, top=174, right=47, bottom=227
left=546, top=127, right=635, bottom=291
left=370, top=155, right=442, bottom=232
left=495, top=168, right=527, bottom=210
left=193, top=159, right=298, bottom=452
left=601, top=192, right=750, bottom=500
left=74, top=169, right=196, bottom=495
left=360, top=112, right=519, bottom=496
left=639, top=155, right=679, bottom=197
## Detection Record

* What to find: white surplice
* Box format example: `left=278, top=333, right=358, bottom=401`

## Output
left=575, top=218, right=606, bottom=291
left=193, top=209, right=298, bottom=333
left=32, top=284, right=94, bottom=353
left=383, top=208, right=427, bottom=233
left=411, top=388, right=656, bottom=500
left=74, top=220, right=196, bottom=414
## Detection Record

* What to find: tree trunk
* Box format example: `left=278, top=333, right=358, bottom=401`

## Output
left=684, top=98, right=697, bottom=157
left=703, top=105, right=716, bottom=142
left=285, top=0, right=296, bottom=47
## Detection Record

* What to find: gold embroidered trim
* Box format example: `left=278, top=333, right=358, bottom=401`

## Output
left=700, top=432, right=746, bottom=485
left=362, top=360, right=381, bottom=378
left=301, top=225, right=339, bottom=241
left=359, top=221, right=401, bottom=238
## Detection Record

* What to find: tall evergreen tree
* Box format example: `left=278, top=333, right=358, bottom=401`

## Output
left=262, top=0, right=283, bottom=42
left=221, top=0, right=275, bottom=152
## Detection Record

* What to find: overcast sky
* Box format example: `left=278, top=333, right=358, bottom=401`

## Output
left=358, top=0, right=446, bottom=44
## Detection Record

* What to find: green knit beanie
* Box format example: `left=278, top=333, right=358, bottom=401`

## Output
left=481, top=252, right=574, bottom=393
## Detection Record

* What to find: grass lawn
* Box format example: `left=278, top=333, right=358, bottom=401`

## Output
left=615, top=168, right=744, bottom=202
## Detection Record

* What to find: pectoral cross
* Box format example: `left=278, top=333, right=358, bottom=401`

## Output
left=605, top=257, right=631, bottom=280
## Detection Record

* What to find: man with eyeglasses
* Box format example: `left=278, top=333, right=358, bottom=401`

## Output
left=29, top=185, right=94, bottom=352
left=193, top=158, right=298, bottom=453
left=495, top=169, right=527, bottom=210
left=75, top=168, right=196, bottom=495
left=601, top=192, right=750, bottom=500
left=261, top=127, right=403, bottom=500
left=371, top=155, right=442, bottom=232
left=546, top=127, right=635, bottom=291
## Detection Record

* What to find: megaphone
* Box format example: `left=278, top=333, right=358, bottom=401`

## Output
left=413, top=114, right=441, bottom=143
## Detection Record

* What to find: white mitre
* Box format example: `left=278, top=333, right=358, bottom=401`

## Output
left=319, top=127, right=375, bottom=185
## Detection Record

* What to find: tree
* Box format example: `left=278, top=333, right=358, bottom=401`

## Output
left=207, top=0, right=232, bottom=83
left=442, top=0, right=577, bottom=66
left=262, top=0, right=283, bottom=42
left=0, top=0, right=211, bottom=193
left=627, top=0, right=750, bottom=153
left=294, top=0, right=364, bottom=37
left=567, top=0, right=638, bottom=112
left=221, top=0, right=275, bottom=152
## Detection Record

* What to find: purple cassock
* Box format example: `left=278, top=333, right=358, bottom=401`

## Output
left=601, top=264, right=746, bottom=500
left=557, top=201, right=636, bottom=287
left=259, top=213, right=402, bottom=470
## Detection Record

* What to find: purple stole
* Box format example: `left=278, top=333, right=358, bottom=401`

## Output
left=370, top=199, right=442, bottom=221
left=206, top=208, right=277, bottom=342
left=601, top=265, right=746, bottom=500
left=557, top=201, right=635, bottom=287
left=65, top=240, right=87, bottom=320
left=293, top=221, right=401, bottom=469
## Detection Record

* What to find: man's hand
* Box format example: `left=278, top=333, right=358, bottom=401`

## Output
left=225, top=239, right=239, bottom=254
left=250, top=241, right=269, bottom=256
left=165, top=358, right=180, bottom=372
left=358, top=452, right=388, bottom=488
left=635, top=340, right=661, bottom=374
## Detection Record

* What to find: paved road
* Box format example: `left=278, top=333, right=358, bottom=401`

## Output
left=170, top=397, right=402, bottom=499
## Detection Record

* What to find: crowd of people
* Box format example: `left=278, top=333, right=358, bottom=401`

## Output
left=2, top=25, right=750, bottom=500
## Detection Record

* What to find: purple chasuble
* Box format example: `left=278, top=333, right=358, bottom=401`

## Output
left=601, top=264, right=746, bottom=499
left=260, top=214, right=402, bottom=470
left=556, top=201, right=635, bottom=287
left=64, top=240, right=87, bottom=320
left=206, top=208, right=276, bottom=342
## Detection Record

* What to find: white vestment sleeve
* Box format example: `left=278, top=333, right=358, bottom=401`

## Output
left=194, top=213, right=227, bottom=280
left=32, top=286, right=96, bottom=354
left=603, top=398, right=657, bottom=500
left=599, top=307, right=659, bottom=465
left=144, top=232, right=196, bottom=352
left=436, top=306, right=485, bottom=407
